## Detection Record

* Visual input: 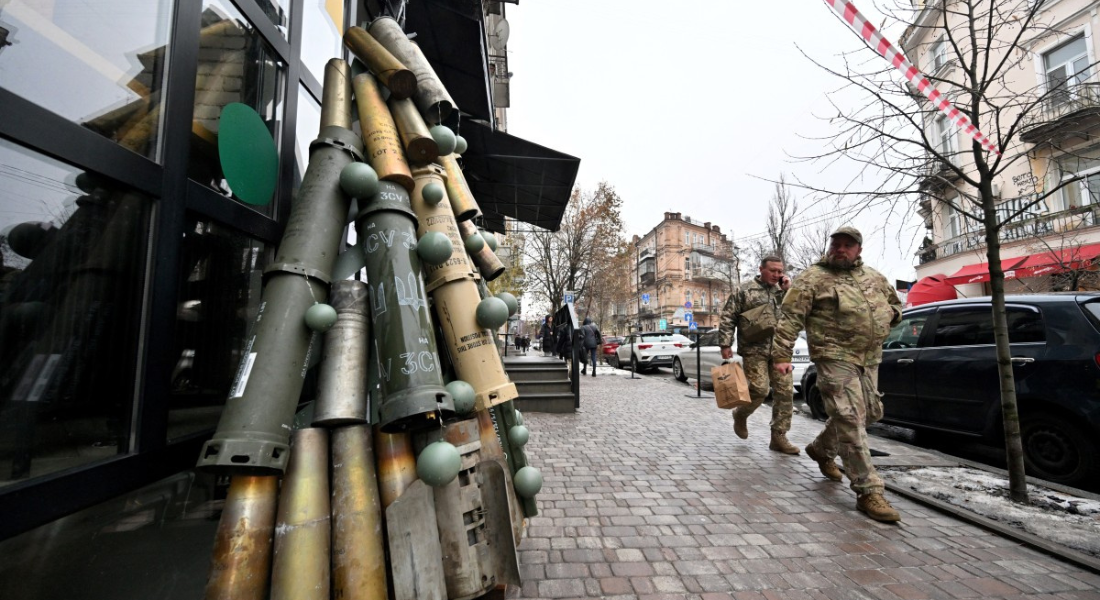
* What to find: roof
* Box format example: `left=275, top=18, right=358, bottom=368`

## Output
left=906, top=292, right=1100, bottom=311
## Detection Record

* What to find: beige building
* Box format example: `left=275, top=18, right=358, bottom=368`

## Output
left=905, top=0, right=1100, bottom=297
left=618, top=212, right=736, bottom=334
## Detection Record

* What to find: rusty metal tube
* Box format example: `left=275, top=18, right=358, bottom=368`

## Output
left=353, top=72, right=414, bottom=191
left=389, top=97, right=438, bottom=165
left=438, top=153, right=482, bottom=222
left=374, top=427, right=417, bottom=509
left=369, top=16, right=457, bottom=125
left=344, top=26, right=417, bottom=100
left=271, top=428, right=331, bottom=600
left=331, top=425, right=388, bottom=600
left=457, top=219, right=506, bottom=282
left=203, top=476, right=278, bottom=600
left=313, top=280, right=370, bottom=426
left=320, top=59, right=355, bottom=131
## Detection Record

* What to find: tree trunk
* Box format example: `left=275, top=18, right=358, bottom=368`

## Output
left=981, top=188, right=1029, bottom=504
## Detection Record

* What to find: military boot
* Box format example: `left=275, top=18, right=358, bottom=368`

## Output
left=769, top=431, right=800, bottom=455
left=805, top=444, right=842, bottom=482
left=732, top=409, right=749, bottom=439
left=857, top=493, right=901, bottom=522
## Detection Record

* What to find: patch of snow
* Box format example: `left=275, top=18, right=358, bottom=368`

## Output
left=880, top=466, right=1100, bottom=558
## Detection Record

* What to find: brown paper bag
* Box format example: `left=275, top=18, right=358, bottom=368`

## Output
left=712, top=362, right=751, bottom=409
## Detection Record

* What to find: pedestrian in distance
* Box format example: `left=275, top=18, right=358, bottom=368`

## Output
left=773, top=226, right=905, bottom=523
left=718, top=255, right=799, bottom=456
left=580, top=317, right=602, bottom=377
left=540, top=315, right=555, bottom=357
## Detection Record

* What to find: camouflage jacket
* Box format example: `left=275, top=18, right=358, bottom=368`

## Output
left=717, top=276, right=785, bottom=357
left=771, top=258, right=903, bottom=367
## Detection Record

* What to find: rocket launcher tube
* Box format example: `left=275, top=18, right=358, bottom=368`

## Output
left=389, top=96, right=439, bottom=165
left=203, top=475, right=278, bottom=600
left=197, top=58, right=362, bottom=474
left=271, top=428, right=331, bottom=600
left=353, top=71, right=414, bottom=191
left=355, top=180, right=455, bottom=432
left=438, top=153, right=482, bottom=222
left=410, top=166, right=518, bottom=412
left=343, top=25, right=417, bottom=100
left=330, top=425, right=389, bottom=600
left=457, top=219, right=506, bottom=282
left=312, top=280, right=371, bottom=426
left=369, top=16, right=457, bottom=125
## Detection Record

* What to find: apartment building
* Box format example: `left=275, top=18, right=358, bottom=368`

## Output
left=618, top=212, right=736, bottom=334
left=906, top=0, right=1100, bottom=298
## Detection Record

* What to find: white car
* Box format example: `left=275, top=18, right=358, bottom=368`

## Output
left=610, top=331, right=691, bottom=372
left=672, top=331, right=810, bottom=392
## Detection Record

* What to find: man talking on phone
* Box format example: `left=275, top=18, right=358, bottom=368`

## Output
left=718, top=255, right=799, bottom=455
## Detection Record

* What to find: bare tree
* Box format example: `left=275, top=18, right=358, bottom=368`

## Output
left=800, top=0, right=1100, bottom=502
left=766, top=174, right=799, bottom=263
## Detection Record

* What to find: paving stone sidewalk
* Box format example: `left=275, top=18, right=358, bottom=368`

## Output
left=512, top=363, right=1100, bottom=600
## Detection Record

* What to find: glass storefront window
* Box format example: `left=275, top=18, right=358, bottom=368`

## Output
left=0, top=0, right=173, bottom=160
left=293, top=86, right=322, bottom=188
left=301, top=0, right=345, bottom=83
left=0, top=139, right=150, bottom=483
left=168, top=215, right=269, bottom=440
left=189, top=0, right=286, bottom=216
left=256, top=0, right=292, bottom=39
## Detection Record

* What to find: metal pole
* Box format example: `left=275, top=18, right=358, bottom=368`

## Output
left=696, top=331, right=702, bottom=398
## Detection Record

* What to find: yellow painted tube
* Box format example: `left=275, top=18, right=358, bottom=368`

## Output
left=456, top=219, right=506, bottom=282
left=389, top=97, right=438, bottom=165
left=344, top=26, right=417, bottom=100
left=438, top=153, right=482, bottom=222
left=353, top=71, right=414, bottom=191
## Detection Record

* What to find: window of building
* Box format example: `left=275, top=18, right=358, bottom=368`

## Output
left=189, top=0, right=288, bottom=217
left=0, top=138, right=152, bottom=482
left=293, top=86, right=322, bottom=188
left=935, top=113, right=958, bottom=161
left=1044, top=35, right=1090, bottom=107
left=0, top=0, right=174, bottom=160
left=944, top=202, right=961, bottom=238
left=930, top=38, right=948, bottom=72
left=685, top=290, right=693, bottom=301
left=301, top=0, right=345, bottom=83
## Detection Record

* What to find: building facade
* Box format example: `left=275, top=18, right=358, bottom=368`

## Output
left=905, top=0, right=1100, bottom=297
left=623, top=212, right=736, bottom=334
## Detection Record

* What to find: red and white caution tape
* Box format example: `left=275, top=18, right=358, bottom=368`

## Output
left=822, top=0, right=1001, bottom=156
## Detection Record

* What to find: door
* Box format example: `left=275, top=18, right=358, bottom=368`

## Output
left=694, top=331, right=725, bottom=385
left=878, top=310, right=931, bottom=425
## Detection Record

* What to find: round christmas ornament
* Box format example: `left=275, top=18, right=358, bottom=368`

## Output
left=454, top=135, right=468, bottom=155
left=475, top=297, right=509, bottom=329
left=480, top=230, right=497, bottom=251
left=464, top=232, right=485, bottom=253
left=446, top=380, right=476, bottom=414
left=339, top=162, right=380, bottom=199
left=304, top=303, right=338, bottom=332
left=416, top=230, right=454, bottom=265
left=513, top=466, right=543, bottom=498
left=495, top=292, right=518, bottom=317
left=416, top=440, right=462, bottom=487
left=429, top=125, right=457, bottom=156
left=422, top=182, right=445, bottom=205
left=508, top=425, right=529, bottom=448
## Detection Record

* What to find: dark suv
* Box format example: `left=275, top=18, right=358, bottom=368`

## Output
left=800, top=293, right=1100, bottom=488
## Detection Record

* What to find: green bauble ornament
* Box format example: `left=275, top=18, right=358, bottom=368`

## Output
left=480, top=230, right=497, bottom=251
left=339, top=162, right=380, bottom=199
left=454, top=135, right=468, bottom=155
left=508, top=425, right=529, bottom=448
left=305, top=303, right=338, bottom=332
left=416, top=440, right=462, bottom=487
left=475, top=297, right=509, bottom=329
left=422, top=182, right=445, bottom=205
left=429, top=125, right=457, bottom=156
left=464, top=233, right=485, bottom=253
left=495, top=292, right=518, bottom=317
left=416, top=230, right=454, bottom=265
left=513, top=466, right=543, bottom=498
left=446, top=380, right=476, bottom=414
left=515, top=410, right=524, bottom=426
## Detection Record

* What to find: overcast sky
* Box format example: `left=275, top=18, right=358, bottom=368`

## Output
left=504, top=0, right=922, bottom=284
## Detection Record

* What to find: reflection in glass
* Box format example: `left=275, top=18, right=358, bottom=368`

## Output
left=0, top=139, right=150, bottom=483
left=301, top=0, right=344, bottom=82
left=0, top=0, right=173, bottom=160
left=294, top=86, right=322, bottom=187
left=256, top=0, right=292, bottom=39
left=189, top=0, right=286, bottom=216
left=169, top=217, right=268, bottom=440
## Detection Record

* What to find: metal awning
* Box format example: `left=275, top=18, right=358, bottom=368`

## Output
left=459, top=120, right=581, bottom=232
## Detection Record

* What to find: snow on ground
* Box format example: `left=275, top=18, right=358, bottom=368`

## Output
left=880, top=466, right=1100, bottom=558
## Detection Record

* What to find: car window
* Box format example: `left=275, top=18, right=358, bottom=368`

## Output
left=884, top=314, right=929, bottom=349
left=641, top=334, right=674, bottom=342
left=929, top=307, right=1045, bottom=347
left=701, top=331, right=719, bottom=346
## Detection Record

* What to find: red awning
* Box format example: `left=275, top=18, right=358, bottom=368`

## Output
left=905, top=275, right=957, bottom=307
left=944, top=257, right=1028, bottom=285
left=1013, top=242, right=1100, bottom=278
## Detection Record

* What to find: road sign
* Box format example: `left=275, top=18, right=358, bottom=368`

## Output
left=658, top=319, right=667, bottom=330
left=689, top=322, right=698, bottom=331
left=564, top=290, right=575, bottom=304
left=641, top=293, right=650, bottom=305
left=685, top=301, right=692, bottom=308
left=684, top=312, right=693, bottom=323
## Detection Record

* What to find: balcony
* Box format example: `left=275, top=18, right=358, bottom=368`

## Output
left=1020, top=82, right=1100, bottom=143
left=919, top=203, right=1100, bottom=263
left=640, top=271, right=655, bottom=286
left=638, top=246, right=654, bottom=259
left=919, top=156, right=962, bottom=189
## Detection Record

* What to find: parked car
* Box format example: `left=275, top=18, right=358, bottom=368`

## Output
left=601, top=335, right=625, bottom=364
left=672, top=331, right=809, bottom=391
left=799, top=293, right=1100, bottom=488
left=610, top=331, right=690, bottom=372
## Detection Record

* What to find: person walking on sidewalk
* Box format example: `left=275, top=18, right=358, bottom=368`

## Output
left=772, top=226, right=904, bottom=523
left=580, top=317, right=601, bottom=377
left=717, top=255, right=799, bottom=456
left=539, top=315, right=555, bottom=357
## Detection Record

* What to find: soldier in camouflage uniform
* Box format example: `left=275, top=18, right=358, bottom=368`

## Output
left=718, top=255, right=800, bottom=455
left=773, top=227, right=904, bottom=523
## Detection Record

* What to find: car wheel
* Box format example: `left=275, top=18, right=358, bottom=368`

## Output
left=1021, top=414, right=1098, bottom=487
left=805, top=378, right=828, bottom=421
left=631, top=354, right=641, bottom=373
left=609, top=354, right=620, bottom=369
left=672, top=358, right=688, bottom=382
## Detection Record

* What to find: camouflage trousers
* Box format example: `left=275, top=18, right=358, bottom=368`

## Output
left=807, top=360, right=885, bottom=497
left=736, top=355, right=794, bottom=434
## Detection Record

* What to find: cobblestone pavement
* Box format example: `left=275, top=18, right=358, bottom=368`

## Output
left=512, top=362, right=1100, bottom=600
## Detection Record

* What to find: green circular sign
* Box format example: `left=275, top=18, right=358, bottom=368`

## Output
left=218, top=103, right=278, bottom=206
